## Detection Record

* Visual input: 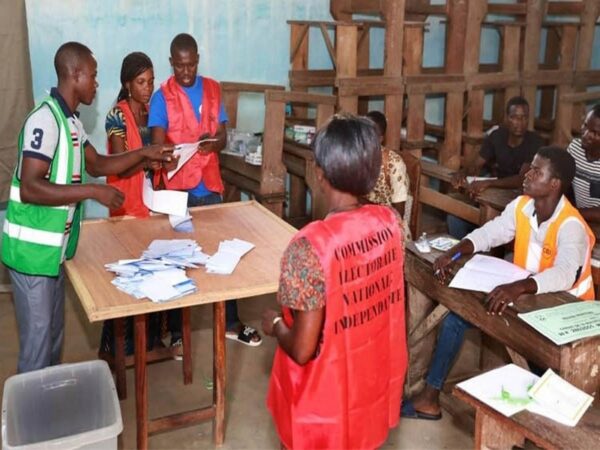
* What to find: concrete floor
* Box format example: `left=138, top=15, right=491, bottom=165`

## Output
left=0, top=286, right=473, bottom=450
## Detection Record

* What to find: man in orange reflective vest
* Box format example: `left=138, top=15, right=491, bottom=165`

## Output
left=402, top=146, right=595, bottom=421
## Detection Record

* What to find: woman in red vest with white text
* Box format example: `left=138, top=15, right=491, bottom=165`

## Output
left=262, top=114, right=408, bottom=449
left=100, top=52, right=161, bottom=356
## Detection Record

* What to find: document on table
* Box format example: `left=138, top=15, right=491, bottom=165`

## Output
left=142, top=178, right=188, bottom=217
left=518, top=302, right=600, bottom=345
left=449, top=254, right=531, bottom=293
left=167, top=138, right=218, bottom=180
left=457, top=364, right=593, bottom=426
left=528, top=369, right=593, bottom=427
left=457, top=364, right=539, bottom=417
left=206, top=238, right=255, bottom=275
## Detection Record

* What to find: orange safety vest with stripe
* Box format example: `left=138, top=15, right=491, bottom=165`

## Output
left=513, top=195, right=595, bottom=300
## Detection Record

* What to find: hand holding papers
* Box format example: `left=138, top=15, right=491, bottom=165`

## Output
left=167, top=138, right=218, bottom=180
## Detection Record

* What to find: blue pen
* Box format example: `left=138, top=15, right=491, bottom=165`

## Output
left=434, top=252, right=462, bottom=276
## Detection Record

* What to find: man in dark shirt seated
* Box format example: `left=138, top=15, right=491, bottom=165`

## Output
left=449, top=96, right=545, bottom=238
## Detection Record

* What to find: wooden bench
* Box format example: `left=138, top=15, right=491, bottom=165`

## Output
left=454, top=385, right=600, bottom=450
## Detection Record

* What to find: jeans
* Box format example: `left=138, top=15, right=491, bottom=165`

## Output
left=168, top=191, right=240, bottom=339
left=426, top=312, right=472, bottom=390
left=447, top=215, right=476, bottom=240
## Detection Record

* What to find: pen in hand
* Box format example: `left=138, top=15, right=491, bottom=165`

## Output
left=434, top=252, right=462, bottom=276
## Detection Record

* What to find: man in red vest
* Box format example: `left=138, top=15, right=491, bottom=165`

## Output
left=403, top=146, right=594, bottom=421
left=148, top=33, right=261, bottom=349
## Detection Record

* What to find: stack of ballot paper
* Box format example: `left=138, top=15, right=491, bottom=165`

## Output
left=205, top=238, right=255, bottom=275
left=457, top=364, right=593, bottom=426
left=105, top=239, right=209, bottom=303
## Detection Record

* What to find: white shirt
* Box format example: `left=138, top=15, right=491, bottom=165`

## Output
left=465, top=196, right=589, bottom=294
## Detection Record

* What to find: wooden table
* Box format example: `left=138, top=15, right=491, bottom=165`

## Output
left=454, top=386, right=600, bottom=450
left=405, top=241, right=600, bottom=399
left=65, top=201, right=296, bottom=449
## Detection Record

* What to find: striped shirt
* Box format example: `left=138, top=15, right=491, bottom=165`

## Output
left=566, top=138, right=600, bottom=209
left=20, top=90, right=87, bottom=261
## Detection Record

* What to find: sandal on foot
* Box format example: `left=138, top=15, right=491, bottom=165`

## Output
left=225, top=325, right=262, bottom=347
left=400, top=399, right=442, bottom=421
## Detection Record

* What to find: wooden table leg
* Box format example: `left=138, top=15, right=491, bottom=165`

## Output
left=182, top=307, right=193, bottom=385
left=213, top=301, right=226, bottom=445
left=114, top=318, right=127, bottom=400
left=135, top=314, right=148, bottom=450
left=474, top=410, right=524, bottom=450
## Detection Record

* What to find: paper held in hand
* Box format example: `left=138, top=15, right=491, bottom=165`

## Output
left=167, top=138, right=218, bottom=180
left=142, top=178, right=188, bottom=217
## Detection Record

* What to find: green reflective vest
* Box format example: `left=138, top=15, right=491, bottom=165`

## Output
left=1, top=96, right=84, bottom=276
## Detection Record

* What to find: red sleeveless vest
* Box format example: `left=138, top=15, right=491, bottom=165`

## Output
left=267, top=205, right=407, bottom=450
left=107, top=100, right=150, bottom=218
left=158, top=75, right=223, bottom=192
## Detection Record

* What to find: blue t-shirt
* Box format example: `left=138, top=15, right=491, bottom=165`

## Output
left=148, top=76, right=228, bottom=197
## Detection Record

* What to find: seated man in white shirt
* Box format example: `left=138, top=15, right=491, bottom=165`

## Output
left=402, top=146, right=595, bottom=420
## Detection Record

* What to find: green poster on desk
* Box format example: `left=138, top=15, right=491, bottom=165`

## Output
left=518, top=302, right=600, bottom=345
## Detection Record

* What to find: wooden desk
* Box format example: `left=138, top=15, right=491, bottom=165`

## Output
left=65, top=201, right=295, bottom=449
left=419, top=159, right=520, bottom=226
left=454, top=386, right=600, bottom=450
left=405, top=242, right=600, bottom=399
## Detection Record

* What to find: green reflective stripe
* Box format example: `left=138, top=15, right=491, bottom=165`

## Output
left=9, top=184, right=69, bottom=211
left=3, top=219, right=64, bottom=247
left=44, top=97, right=73, bottom=184
left=5, top=200, right=69, bottom=233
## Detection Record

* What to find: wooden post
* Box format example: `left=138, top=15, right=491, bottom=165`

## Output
left=213, top=301, right=226, bottom=445
left=336, top=24, right=359, bottom=113
left=357, top=24, right=371, bottom=115
left=522, top=0, right=547, bottom=130
left=404, top=23, right=425, bottom=154
left=463, top=0, right=488, bottom=168
left=134, top=314, right=148, bottom=450
left=502, top=24, right=522, bottom=102
left=551, top=24, right=578, bottom=145
left=261, top=95, right=287, bottom=218
left=445, top=0, right=469, bottom=74
left=289, top=23, right=309, bottom=118
left=383, top=0, right=406, bottom=150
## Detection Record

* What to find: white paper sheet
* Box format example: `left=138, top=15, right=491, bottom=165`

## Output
left=167, top=138, right=218, bottom=180
left=142, top=178, right=188, bottom=216
left=449, top=254, right=531, bottom=293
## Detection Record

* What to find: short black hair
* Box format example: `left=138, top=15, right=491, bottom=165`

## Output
left=117, top=52, right=153, bottom=102
left=588, top=104, right=600, bottom=120
left=54, top=42, right=93, bottom=80
left=312, top=113, right=381, bottom=196
left=170, top=33, right=198, bottom=56
left=506, top=96, right=529, bottom=115
left=366, top=110, right=387, bottom=137
left=536, top=146, right=576, bottom=194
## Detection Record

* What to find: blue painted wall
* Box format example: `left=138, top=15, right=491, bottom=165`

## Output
left=23, top=0, right=599, bottom=218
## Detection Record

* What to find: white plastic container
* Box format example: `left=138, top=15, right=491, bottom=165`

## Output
left=2, top=360, right=122, bottom=450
